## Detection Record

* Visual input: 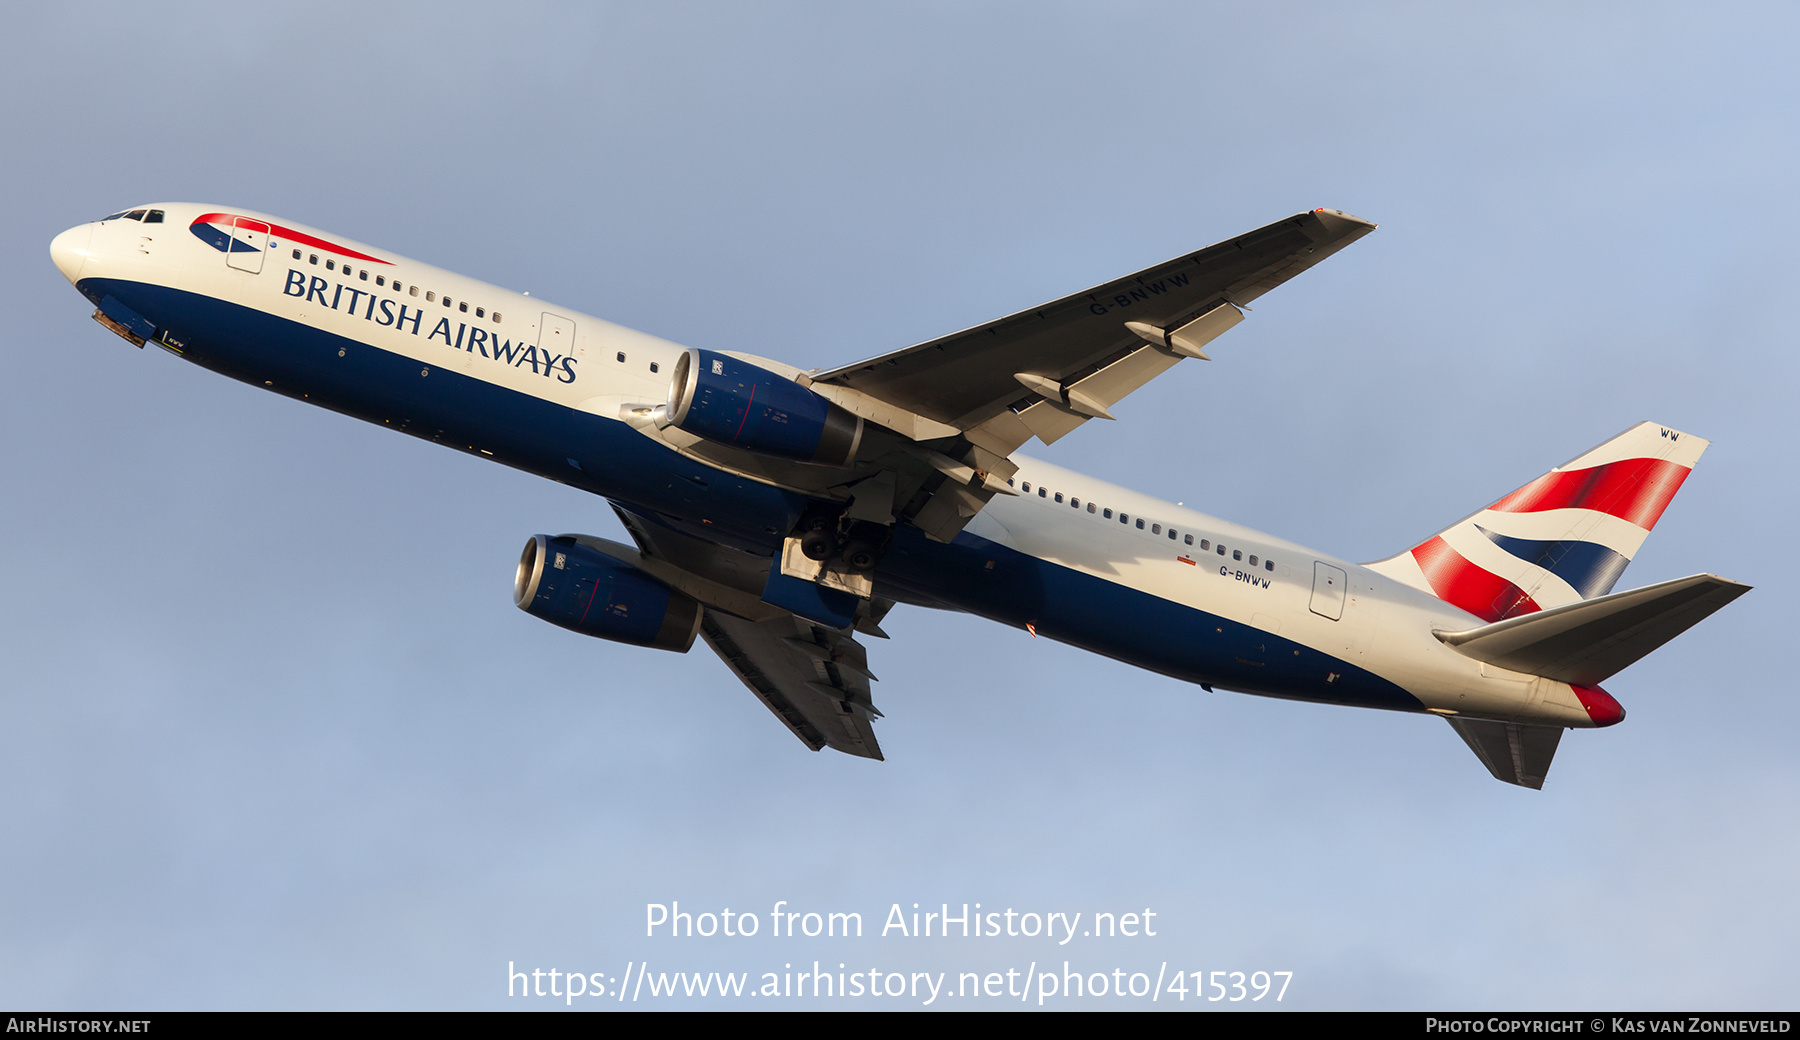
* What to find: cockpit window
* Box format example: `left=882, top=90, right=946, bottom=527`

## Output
left=144, top=210, right=164, bottom=223
left=124, top=210, right=147, bottom=221
left=99, top=211, right=129, bottom=221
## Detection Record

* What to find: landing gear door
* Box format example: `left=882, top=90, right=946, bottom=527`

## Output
left=1309, top=562, right=1347, bottom=621
left=227, top=216, right=269, bottom=274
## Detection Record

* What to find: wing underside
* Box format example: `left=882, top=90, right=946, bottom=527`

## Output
left=812, top=208, right=1376, bottom=433
left=613, top=506, right=886, bottom=760
left=700, top=611, right=883, bottom=760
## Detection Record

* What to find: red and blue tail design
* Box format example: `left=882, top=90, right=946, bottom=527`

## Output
left=1369, top=423, right=1707, bottom=622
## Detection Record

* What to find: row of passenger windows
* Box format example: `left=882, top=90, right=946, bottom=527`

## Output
left=1011, top=479, right=1277, bottom=571
left=294, top=250, right=502, bottom=323
left=101, top=209, right=164, bottom=223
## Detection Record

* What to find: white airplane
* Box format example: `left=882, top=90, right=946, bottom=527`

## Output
left=49, top=205, right=1748, bottom=788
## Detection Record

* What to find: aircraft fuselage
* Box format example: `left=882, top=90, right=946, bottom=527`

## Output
left=48, top=204, right=1622, bottom=740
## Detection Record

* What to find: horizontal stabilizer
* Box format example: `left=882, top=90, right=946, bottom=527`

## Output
left=1436, top=573, right=1750, bottom=685
left=1447, top=718, right=1563, bottom=790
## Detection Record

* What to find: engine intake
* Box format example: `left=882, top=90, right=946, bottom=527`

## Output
left=666, top=348, right=863, bottom=465
left=514, top=535, right=702, bottom=652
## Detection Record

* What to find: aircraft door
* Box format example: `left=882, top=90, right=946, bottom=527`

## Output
left=226, top=216, right=269, bottom=274
left=1309, top=562, right=1347, bottom=621
left=539, top=312, right=575, bottom=358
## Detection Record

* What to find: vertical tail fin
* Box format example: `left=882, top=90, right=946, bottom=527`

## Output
left=1368, top=422, right=1707, bottom=622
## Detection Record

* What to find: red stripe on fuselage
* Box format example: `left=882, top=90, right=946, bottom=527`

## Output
left=191, top=213, right=393, bottom=265
left=1488, top=457, right=1691, bottom=531
left=1411, top=536, right=1541, bottom=622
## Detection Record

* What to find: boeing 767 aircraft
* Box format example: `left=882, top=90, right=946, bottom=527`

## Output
left=48, top=205, right=1747, bottom=788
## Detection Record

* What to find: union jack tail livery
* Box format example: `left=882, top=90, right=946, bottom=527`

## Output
left=1369, top=422, right=1707, bottom=622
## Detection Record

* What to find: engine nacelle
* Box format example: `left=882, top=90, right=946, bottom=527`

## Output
left=514, top=535, right=702, bottom=652
left=666, top=348, right=863, bottom=465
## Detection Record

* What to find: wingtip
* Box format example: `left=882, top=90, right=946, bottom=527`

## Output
left=1313, top=207, right=1377, bottom=230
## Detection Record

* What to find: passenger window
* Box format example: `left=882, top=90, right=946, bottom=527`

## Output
left=1233, top=550, right=1242, bottom=561
left=1184, top=534, right=1193, bottom=545
left=1054, top=493, right=1063, bottom=503
left=376, top=276, right=385, bottom=286
left=650, top=362, right=659, bottom=373
left=425, top=291, right=434, bottom=301
left=459, top=302, right=468, bottom=312
left=476, top=307, right=484, bottom=317
left=1038, top=487, right=1047, bottom=498
left=1217, top=545, right=1226, bottom=555
left=144, top=210, right=164, bottom=223
left=1119, top=513, right=1128, bottom=524
left=410, top=286, right=419, bottom=296
left=1070, top=497, right=1079, bottom=508
left=292, top=249, right=302, bottom=260
left=1087, top=503, right=1096, bottom=514
left=443, top=296, right=452, bottom=307
left=1152, top=524, right=1161, bottom=534
left=1264, top=560, right=1274, bottom=572
left=1169, top=529, right=1177, bottom=540
left=1200, top=540, right=1209, bottom=550
left=309, top=254, right=319, bottom=265
left=1104, top=508, right=1113, bottom=519
left=1136, top=519, right=1145, bottom=530
left=617, top=352, right=626, bottom=363
left=1249, top=555, right=1259, bottom=566
left=360, top=270, right=369, bottom=281
left=326, top=259, right=335, bottom=270
left=1021, top=482, right=1031, bottom=493
left=493, top=313, right=502, bottom=322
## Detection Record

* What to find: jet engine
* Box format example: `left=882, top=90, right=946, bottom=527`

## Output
left=514, top=535, right=702, bottom=652
left=666, top=348, right=863, bottom=465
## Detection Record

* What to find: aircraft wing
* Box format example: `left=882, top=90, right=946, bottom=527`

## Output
left=811, top=208, right=1375, bottom=449
left=700, top=611, right=883, bottom=760
left=612, top=507, right=886, bottom=760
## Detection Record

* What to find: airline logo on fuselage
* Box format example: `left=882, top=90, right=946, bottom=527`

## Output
left=283, top=269, right=578, bottom=383
left=189, top=212, right=392, bottom=265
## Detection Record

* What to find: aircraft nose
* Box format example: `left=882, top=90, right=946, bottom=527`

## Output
left=50, top=224, right=93, bottom=285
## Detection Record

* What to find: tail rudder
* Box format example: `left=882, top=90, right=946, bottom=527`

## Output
left=1369, top=422, right=1708, bottom=621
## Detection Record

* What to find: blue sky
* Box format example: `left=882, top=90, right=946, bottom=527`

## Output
left=2, top=2, right=1795, bottom=1009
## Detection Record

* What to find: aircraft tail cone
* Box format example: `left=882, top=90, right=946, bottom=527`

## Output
left=1573, top=684, right=1625, bottom=727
